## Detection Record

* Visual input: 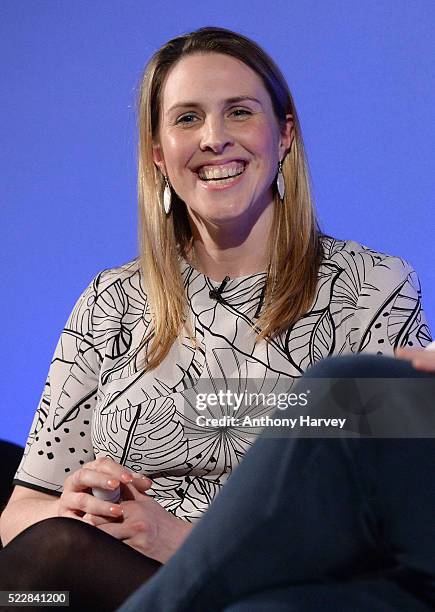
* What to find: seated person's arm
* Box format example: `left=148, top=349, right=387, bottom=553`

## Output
left=0, top=485, right=59, bottom=546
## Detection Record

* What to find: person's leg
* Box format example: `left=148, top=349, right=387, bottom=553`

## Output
left=0, top=517, right=160, bottom=611
left=118, top=355, right=435, bottom=612
left=223, top=580, right=432, bottom=612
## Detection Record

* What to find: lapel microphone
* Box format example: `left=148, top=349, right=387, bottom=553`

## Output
left=209, top=275, right=230, bottom=301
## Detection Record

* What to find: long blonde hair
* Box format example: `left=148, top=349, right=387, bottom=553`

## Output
left=137, top=27, right=323, bottom=370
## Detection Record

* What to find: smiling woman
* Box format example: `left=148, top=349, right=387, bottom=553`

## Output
left=136, top=28, right=324, bottom=375
left=154, top=53, right=291, bottom=227
left=0, top=26, right=433, bottom=611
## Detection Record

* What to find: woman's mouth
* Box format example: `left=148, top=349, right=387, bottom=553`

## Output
left=196, top=161, right=247, bottom=185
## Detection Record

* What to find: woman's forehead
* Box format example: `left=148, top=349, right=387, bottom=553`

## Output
left=160, top=53, right=272, bottom=112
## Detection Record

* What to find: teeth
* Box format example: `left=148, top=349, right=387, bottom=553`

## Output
left=198, top=162, right=245, bottom=181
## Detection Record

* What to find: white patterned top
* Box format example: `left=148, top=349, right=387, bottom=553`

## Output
left=14, top=237, right=432, bottom=521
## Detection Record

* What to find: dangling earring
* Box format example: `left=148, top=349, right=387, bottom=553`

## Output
left=276, top=161, right=285, bottom=201
left=163, top=175, right=172, bottom=214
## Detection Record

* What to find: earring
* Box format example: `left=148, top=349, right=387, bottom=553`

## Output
left=276, top=161, right=285, bottom=201
left=163, top=175, right=172, bottom=214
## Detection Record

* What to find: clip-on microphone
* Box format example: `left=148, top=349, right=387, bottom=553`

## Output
left=209, top=275, right=230, bottom=302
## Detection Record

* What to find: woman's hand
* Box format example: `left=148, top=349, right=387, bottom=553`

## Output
left=86, top=484, right=193, bottom=564
left=396, top=346, right=435, bottom=372
left=58, top=457, right=152, bottom=521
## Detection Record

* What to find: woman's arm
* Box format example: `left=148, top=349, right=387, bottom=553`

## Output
left=1, top=458, right=151, bottom=547
left=350, top=254, right=431, bottom=355
left=0, top=485, right=60, bottom=547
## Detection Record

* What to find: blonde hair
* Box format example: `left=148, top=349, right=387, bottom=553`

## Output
left=137, top=27, right=323, bottom=370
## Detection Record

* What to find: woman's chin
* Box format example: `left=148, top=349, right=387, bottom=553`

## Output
left=196, top=206, right=251, bottom=227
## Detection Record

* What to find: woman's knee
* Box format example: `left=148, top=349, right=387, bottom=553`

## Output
left=7, top=517, right=99, bottom=559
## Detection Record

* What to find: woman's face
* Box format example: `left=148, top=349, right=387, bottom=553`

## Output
left=153, top=53, right=292, bottom=228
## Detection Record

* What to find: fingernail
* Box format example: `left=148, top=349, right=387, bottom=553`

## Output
left=121, top=473, right=133, bottom=483
left=134, top=474, right=151, bottom=483
left=110, top=505, right=123, bottom=515
left=107, top=479, right=119, bottom=489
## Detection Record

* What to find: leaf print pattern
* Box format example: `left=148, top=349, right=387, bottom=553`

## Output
left=14, top=239, right=432, bottom=517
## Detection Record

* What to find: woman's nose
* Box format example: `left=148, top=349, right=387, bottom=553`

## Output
left=199, top=117, right=233, bottom=153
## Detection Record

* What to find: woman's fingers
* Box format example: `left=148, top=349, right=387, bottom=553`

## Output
left=396, top=347, right=435, bottom=372
left=64, top=465, right=149, bottom=499
left=91, top=457, right=153, bottom=490
left=98, top=520, right=147, bottom=541
left=61, top=509, right=84, bottom=521
left=76, top=458, right=135, bottom=486
left=67, top=467, right=121, bottom=493
left=69, top=491, right=124, bottom=518
left=59, top=495, right=123, bottom=520
left=67, top=458, right=153, bottom=493
left=396, top=347, right=422, bottom=358
left=82, top=513, right=119, bottom=527
left=131, top=474, right=153, bottom=493
left=58, top=457, right=152, bottom=519
left=410, top=355, right=435, bottom=372
left=60, top=468, right=121, bottom=511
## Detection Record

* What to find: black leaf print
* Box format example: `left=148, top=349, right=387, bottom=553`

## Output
left=14, top=241, right=432, bottom=520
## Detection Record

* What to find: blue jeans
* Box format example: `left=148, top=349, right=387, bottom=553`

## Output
left=118, top=355, right=435, bottom=611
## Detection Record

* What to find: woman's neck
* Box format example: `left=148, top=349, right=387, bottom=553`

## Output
left=188, top=204, right=273, bottom=282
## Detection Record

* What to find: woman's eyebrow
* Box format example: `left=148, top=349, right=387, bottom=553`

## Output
left=166, top=96, right=262, bottom=114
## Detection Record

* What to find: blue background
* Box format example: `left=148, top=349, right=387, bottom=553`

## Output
left=2, top=1, right=434, bottom=444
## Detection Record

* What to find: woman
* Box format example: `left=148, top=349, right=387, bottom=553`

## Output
left=0, top=27, right=432, bottom=610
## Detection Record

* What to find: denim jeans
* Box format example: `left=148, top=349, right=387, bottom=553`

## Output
left=118, top=355, right=435, bottom=611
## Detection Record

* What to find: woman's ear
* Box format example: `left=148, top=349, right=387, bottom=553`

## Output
left=152, top=142, right=166, bottom=175
left=279, top=114, right=294, bottom=162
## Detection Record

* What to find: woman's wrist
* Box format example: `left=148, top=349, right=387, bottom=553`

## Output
left=160, top=518, right=194, bottom=563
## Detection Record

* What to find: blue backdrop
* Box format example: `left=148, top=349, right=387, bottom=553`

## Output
left=2, top=0, right=434, bottom=445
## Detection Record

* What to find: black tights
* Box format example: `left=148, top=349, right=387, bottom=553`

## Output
left=0, top=517, right=160, bottom=611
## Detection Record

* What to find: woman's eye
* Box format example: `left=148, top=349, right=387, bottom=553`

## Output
left=230, top=108, right=252, bottom=118
left=176, top=114, right=198, bottom=125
